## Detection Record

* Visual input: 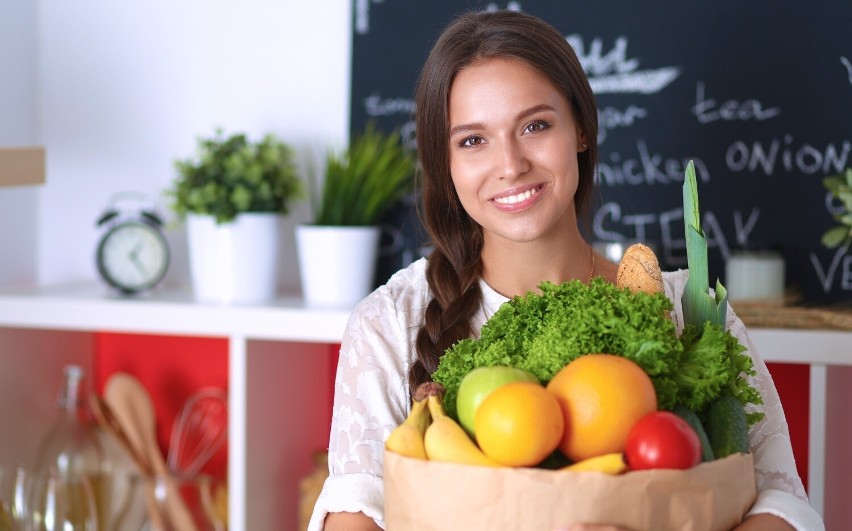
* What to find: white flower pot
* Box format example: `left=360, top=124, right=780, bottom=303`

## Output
left=295, top=224, right=381, bottom=308
left=187, top=213, right=283, bottom=303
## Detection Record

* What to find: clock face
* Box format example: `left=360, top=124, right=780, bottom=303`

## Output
left=96, top=221, right=169, bottom=293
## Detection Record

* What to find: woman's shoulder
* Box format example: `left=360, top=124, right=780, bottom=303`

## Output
left=350, top=257, right=431, bottom=321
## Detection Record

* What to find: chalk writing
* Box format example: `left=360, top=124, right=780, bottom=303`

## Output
left=354, top=0, right=371, bottom=35
left=567, top=35, right=680, bottom=95
left=363, top=94, right=416, bottom=117
left=826, top=191, right=847, bottom=216
left=692, top=82, right=781, bottom=124
left=593, top=204, right=758, bottom=268
left=485, top=1, right=522, bottom=11
left=598, top=105, right=648, bottom=144
left=596, top=141, right=709, bottom=186
left=842, top=56, right=852, bottom=85
left=811, top=246, right=852, bottom=292
left=726, top=137, right=851, bottom=176
left=733, top=209, right=761, bottom=247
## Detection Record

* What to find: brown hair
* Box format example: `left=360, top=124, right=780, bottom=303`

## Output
left=410, top=10, right=599, bottom=392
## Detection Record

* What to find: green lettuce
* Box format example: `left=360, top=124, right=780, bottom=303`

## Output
left=432, top=278, right=763, bottom=424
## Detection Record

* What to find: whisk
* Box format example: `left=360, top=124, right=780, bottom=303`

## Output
left=167, top=388, right=228, bottom=478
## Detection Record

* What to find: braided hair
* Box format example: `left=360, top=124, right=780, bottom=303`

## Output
left=410, top=10, right=599, bottom=393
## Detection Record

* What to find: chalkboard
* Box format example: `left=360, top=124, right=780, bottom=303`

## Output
left=351, top=0, right=852, bottom=304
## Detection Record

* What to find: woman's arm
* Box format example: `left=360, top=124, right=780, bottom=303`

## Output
left=734, top=513, right=794, bottom=530
left=324, top=511, right=383, bottom=531
left=307, top=273, right=422, bottom=531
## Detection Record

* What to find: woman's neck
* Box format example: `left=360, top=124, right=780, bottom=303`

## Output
left=479, top=232, right=594, bottom=298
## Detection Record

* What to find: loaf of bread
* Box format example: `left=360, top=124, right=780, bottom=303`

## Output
left=616, top=243, right=664, bottom=294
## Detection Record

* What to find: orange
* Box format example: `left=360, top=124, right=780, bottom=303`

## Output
left=473, top=381, right=564, bottom=467
left=546, top=354, right=657, bottom=462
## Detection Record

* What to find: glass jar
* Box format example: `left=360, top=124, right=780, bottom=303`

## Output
left=34, top=365, right=109, bottom=529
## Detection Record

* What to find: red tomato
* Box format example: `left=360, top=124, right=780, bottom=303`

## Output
left=624, top=411, right=702, bottom=470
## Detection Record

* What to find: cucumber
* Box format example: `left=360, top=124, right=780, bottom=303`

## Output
left=705, top=393, right=750, bottom=459
left=673, top=404, right=715, bottom=462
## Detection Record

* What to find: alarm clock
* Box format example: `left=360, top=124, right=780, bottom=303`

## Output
left=95, top=193, right=170, bottom=294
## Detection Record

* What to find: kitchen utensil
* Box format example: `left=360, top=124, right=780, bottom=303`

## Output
left=104, top=373, right=197, bottom=531
left=91, top=394, right=152, bottom=476
left=167, top=388, right=228, bottom=478
left=91, top=393, right=157, bottom=529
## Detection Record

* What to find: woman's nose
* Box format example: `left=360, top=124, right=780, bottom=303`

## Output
left=497, top=138, right=530, bottom=180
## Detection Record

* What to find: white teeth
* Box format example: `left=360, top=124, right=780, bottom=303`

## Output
left=494, top=187, right=538, bottom=205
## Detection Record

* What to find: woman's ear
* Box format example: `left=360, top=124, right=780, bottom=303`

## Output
left=577, top=130, right=589, bottom=152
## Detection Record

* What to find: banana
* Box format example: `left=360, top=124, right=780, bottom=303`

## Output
left=422, top=384, right=499, bottom=467
left=385, top=384, right=432, bottom=459
left=562, top=452, right=628, bottom=474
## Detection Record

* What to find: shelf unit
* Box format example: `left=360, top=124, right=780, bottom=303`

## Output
left=0, top=283, right=848, bottom=527
left=0, top=282, right=351, bottom=531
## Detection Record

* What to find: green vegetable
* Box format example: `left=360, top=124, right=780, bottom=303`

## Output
left=676, top=323, right=763, bottom=424
left=432, top=279, right=763, bottom=424
left=705, top=393, right=750, bottom=458
left=673, top=404, right=715, bottom=462
left=677, top=160, right=763, bottom=423
left=682, top=160, right=728, bottom=329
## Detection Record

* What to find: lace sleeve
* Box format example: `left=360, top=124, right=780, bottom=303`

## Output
left=663, top=269, right=823, bottom=530
left=307, top=286, right=417, bottom=530
left=327, top=290, right=412, bottom=476
left=726, top=312, right=807, bottom=500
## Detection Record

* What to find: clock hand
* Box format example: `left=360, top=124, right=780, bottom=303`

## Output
left=130, top=254, right=148, bottom=277
left=129, top=240, right=145, bottom=260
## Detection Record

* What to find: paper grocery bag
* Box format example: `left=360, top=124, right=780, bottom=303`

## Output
left=384, top=451, right=755, bottom=531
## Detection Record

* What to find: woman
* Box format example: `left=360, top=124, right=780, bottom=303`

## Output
left=309, top=10, right=822, bottom=531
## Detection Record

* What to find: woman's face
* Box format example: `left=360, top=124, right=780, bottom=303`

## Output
left=448, top=57, right=586, bottom=247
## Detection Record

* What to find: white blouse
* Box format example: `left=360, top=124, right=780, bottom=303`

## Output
left=308, top=258, right=824, bottom=530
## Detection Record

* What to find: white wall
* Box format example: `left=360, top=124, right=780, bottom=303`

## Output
left=32, top=0, right=352, bottom=291
left=0, top=0, right=39, bottom=286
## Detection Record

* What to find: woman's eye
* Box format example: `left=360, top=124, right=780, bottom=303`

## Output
left=523, top=120, right=550, bottom=134
left=459, top=135, right=484, bottom=148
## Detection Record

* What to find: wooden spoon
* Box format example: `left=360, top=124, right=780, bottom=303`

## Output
left=104, top=373, right=198, bottom=531
left=91, top=393, right=163, bottom=529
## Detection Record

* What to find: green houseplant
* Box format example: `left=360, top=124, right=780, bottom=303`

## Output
left=166, top=129, right=304, bottom=303
left=821, top=167, right=852, bottom=251
left=297, top=123, right=417, bottom=307
left=167, top=129, right=303, bottom=224
left=309, top=122, right=416, bottom=226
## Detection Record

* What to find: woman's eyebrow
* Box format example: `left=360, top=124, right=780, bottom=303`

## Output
left=449, top=103, right=557, bottom=137
left=516, top=103, right=556, bottom=121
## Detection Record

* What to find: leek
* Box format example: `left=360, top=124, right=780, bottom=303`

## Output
left=682, top=160, right=728, bottom=329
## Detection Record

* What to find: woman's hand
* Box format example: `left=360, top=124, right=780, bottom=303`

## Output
left=555, top=513, right=794, bottom=531
left=323, top=511, right=382, bottom=531
left=554, top=526, right=631, bottom=531
left=733, top=513, right=795, bottom=530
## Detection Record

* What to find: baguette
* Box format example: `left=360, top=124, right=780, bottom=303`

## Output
left=616, top=243, right=664, bottom=294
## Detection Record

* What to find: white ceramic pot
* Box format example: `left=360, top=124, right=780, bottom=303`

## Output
left=295, top=224, right=381, bottom=308
left=187, top=213, right=283, bottom=303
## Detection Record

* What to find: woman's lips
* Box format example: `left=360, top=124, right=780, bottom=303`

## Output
left=491, top=184, right=544, bottom=211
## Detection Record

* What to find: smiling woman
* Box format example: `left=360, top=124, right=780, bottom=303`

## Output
left=312, top=9, right=821, bottom=531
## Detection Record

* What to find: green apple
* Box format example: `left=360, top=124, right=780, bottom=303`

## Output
left=456, top=365, right=539, bottom=436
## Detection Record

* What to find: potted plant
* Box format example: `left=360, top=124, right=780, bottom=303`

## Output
left=821, top=167, right=852, bottom=251
left=166, top=129, right=303, bottom=303
left=296, top=122, right=416, bottom=307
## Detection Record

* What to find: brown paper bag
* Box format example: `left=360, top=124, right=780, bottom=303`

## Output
left=384, top=451, right=755, bottom=531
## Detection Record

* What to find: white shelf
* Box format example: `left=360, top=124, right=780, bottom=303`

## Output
left=0, top=282, right=352, bottom=531
left=0, top=282, right=351, bottom=342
